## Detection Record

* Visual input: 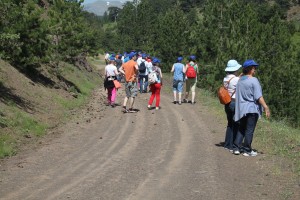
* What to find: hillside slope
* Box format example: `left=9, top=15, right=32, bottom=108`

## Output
left=0, top=59, right=102, bottom=157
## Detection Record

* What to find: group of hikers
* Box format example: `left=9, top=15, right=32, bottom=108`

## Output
left=104, top=51, right=198, bottom=112
left=104, top=51, right=271, bottom=157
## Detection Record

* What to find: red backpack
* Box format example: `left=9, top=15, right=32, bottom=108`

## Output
left=186, top=64, right=197, bottom=78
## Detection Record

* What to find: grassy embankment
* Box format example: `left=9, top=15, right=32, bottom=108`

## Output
left=0, top=57, right=103, bottom=158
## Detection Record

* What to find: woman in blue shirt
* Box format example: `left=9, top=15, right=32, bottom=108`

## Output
left=233, top=59, right=270, bottom=156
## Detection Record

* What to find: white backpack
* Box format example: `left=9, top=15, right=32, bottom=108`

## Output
left=148, top=68, right=158, bottom=84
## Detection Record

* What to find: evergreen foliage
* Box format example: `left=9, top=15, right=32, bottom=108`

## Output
left=0, top=0, right=104, bottom=69
left=113, top=0, right=299, bottom=126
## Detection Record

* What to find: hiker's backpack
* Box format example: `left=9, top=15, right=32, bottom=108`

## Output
left=186, top=64, right=197, bottom=78
left=148, top=68, right=158, bottom=84
left=138, top=61, right=146, bottom=73
left=217, top=77, right=235, bottom=105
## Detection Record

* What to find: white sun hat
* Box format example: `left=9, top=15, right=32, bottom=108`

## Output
left=225, top=60, right=242, bottom=72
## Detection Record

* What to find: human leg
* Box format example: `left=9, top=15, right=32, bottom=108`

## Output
left=233, top=116, right=246, bottom=154
left=173, top=91, right=177, bottom=103
left=144, top=76, right=148, bottom=92
left=177, top=81, right=183, bottom=104
left=243, top=113, right=259, bottom=153
left=224, top=102, right=236, bottom=150
left=111, top=87, right=117, bottom=105
left=184, top=79, right=191, bottom=102
left=155, top=83, right=161, bottom=108
left=148, top=84, right=156, bottom=106
left=129, top=97, right=135, bottom=109
left=190, top=79, right=196, bottom=104
left=107, top=87, right=113, bottom=105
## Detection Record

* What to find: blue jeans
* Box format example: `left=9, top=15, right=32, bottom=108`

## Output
left=234, top=113, right=258, bottom=152
left=139, top=75, right=148, bottom=93
left=224, top=101, right=239, bottom=150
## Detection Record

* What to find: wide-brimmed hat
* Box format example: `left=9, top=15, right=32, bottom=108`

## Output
left=243, top=59, right=259, bottom=68
left=225, top=60, right=242, bottom=72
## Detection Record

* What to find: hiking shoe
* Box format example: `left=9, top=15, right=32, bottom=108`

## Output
left=147, top=105, right=151, bottom=110
left=243, top=150, right=258, bottom=157
left=155, top=107, right=160, bottom=110
left=183, top=99, right=188, bottom=103
left=178, top=102, right=182, bottom=105
left=224, top=147, right=233, bottom=153
left=122, top=106, right=129, bottom=113
left=233, top=150, right=240, bottom=155
left=111, top=104, right=116, bottom=108
left=128, top=108, right=138, bottom=113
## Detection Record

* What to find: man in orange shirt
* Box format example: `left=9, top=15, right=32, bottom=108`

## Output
left=119, top=52, right=139, bottom=113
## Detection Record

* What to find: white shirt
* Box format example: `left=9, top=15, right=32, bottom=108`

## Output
left=145, top=61, right=153, bottom=76
left=105, top=53, right=110, bottom=60
left=105, top=64, right=117, bottom=76
left=223, top=74, right=239, bottom=99
left=136, top=57, right=143, bottom=66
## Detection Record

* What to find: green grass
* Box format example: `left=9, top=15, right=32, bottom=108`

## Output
left=0, top=106, right=48, bottom=158
left=0, top=134, right=16, bottom=158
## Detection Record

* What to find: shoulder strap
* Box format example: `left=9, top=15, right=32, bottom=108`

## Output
left=227, top=77, right=236, bottom=97
left=226, top=77, right=235, bottom=89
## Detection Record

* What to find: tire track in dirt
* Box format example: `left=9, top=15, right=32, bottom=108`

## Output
left=127, top=93, right=221, bottom=200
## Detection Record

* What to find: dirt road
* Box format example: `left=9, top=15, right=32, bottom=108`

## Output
left=0, top=66, right=296, bottom=199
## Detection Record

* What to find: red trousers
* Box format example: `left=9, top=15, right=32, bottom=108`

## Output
left=148, top=83, right=161, bottom=107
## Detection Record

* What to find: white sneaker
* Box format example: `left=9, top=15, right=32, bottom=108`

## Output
left=243, top=150, right=258, bottom=157
left=233, top=150, right=240, bottom=155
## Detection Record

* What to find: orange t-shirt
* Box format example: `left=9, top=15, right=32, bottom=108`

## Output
left=122, top=60, right=137, bottom=82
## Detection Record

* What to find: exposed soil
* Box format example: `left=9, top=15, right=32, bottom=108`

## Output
left=0, top=60, right=299, bottom=200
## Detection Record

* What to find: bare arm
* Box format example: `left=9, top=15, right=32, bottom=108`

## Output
left=171, top=65, right=175, bottom=73
left=119, top=66, right=125, bottom=75
left=258, top=96, right=270, bottom=118
left=159, top=69, right=163, bottom=85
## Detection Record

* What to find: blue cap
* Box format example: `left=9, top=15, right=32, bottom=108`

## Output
left=243, top=59, right=259, bottom=68
left=129, top=52, right=136, bottom=59
left=152, top=58, right=160, bottom=64
left=109, top=56, right=115, bottom=61
left=177, top=57, right=183, bottom=62
left=189, top=55, right=196, bottom=60
left=142, top=54, right=147, bottom=59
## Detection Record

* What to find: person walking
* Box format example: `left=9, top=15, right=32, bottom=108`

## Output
left=119, top=52, right=139, bottom=113
left=222, top=60, right=242, bottom=152
left=183, top=55, right=199, bottom=104
left=138, top=54, right=148, bottom=93
left=104, top=55, right=119, bottom=108
left=148, top=58, right=163, bottom=110
left=171, top=56, right=185, bottom=105
left=233, top=59, right=270, bottom=156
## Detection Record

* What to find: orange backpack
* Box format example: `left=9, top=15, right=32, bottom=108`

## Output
left=217, top=77, right=235, bottom=105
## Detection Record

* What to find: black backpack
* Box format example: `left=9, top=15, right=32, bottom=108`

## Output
left=139, top=61, right=146, bottom=73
